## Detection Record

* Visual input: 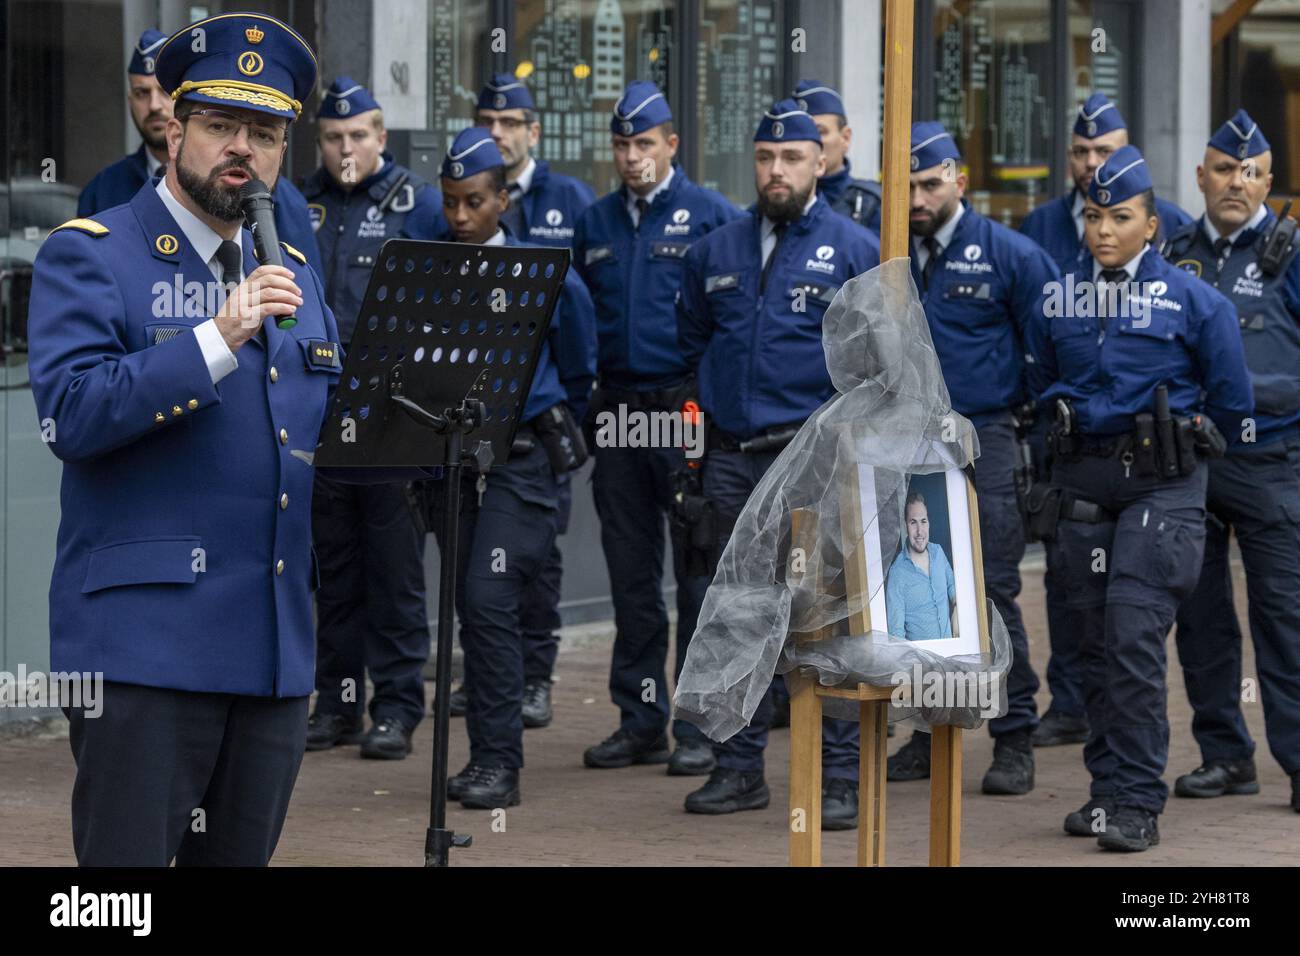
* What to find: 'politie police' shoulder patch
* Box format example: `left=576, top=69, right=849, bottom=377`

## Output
left=304, top=340, right=342, bottom=370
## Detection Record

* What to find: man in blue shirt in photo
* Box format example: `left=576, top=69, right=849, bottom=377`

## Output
left=885, top=491, right=956, bottom=641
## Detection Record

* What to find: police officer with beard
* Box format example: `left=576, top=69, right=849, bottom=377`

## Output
left=1166, top=111, right=1300, bottom=814
left=299, top=78, right=446, bottom=759
left=887, top=122, right=1060, bottom=797
left=677, top=101, right=879, bottom=824
left=78, top=28, right=322, bottom=276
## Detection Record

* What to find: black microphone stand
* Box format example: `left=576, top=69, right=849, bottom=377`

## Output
left=391, top=367, right=491, bottom=867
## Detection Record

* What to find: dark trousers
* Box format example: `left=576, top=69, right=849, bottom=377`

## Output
left=703, top=447, right=860, bottom=780
left=1032, top=421, right=1086, bottom=719
left=520, top=479, right=572, bottom=683
left=65, top=681, right=307, bottom=866
left=312, top=473, right=430, bottom=730
left=433, top=446, right=559, bottom=770
left=973, top=417, right=1040, bottom=737
left=1049, top=454, right=1208, bottom=813
left=1175, top=437, right=1300, bottom=776
left=592, top=443, right=710, bottom=743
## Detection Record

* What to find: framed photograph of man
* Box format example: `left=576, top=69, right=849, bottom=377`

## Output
left=850, top=464, right=989, bottom=659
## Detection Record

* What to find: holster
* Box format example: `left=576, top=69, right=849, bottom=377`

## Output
left=533, top=403, right=589, bottom=474
left=670, top=464, right=716, bottom=578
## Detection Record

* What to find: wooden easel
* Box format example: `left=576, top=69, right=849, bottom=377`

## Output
left=784, top=0, right=989, bottom=866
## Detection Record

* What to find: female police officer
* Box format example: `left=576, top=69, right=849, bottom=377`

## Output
left=1025, top=145, right=1253, bottom=852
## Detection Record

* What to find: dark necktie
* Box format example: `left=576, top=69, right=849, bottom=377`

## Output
left=215, top=240, right=242, bottom=293
left=1098, top=267, right=1129, bottom=327
left=1212, top=237, right=1231, bottom=268
left=760, top=222, right=787, bottom=294
left=921, top=236, right=941, bottom=292
left=215, top=239, right=261, bottom=345
left=501, top=183, right=525, bottom=238
left=634, top=197, right=650, bottom=232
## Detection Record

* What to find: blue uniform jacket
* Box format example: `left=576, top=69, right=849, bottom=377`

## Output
left=1025, top=247, right=1254, bottom=440
left=499, top=233, right=598, bottom=423
left=517, top=161, right=596, bottom=248
left=1165, top=210, right=1300, bottom=448
left=29, top=183, right=349, bottom=698
left=77, top=143, right=324, bottom=276
left=911, top=206, right=1061, bottom=426
left=1020, top=187, right=1193, bottom=273
left=819, top=159, right=882, bottom=232
left=574, top=168, right=742, bottom=389
left=678, top=195, right=881, bottom=439
left=300, top=157, right=446, bottom=343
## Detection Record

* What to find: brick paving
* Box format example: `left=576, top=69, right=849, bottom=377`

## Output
left=1, top=551, right=1296, bottom=867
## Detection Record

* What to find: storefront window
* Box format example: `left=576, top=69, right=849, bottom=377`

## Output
left=694, top=0, right=784, bottom=204
left=429, top=0, right=493, bottom=146
left=930, top=0, right=1054, bottom=226
left=514, top=0, right=677, bottom=198
left=1216, top=0, right=1300, bottom=199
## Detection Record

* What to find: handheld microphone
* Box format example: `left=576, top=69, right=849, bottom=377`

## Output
left=239, top=178, right=297, bottom=330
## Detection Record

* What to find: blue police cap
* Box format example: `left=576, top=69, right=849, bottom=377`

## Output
left=129, top=29, right=167, bottom=77
left=611, top=81, right=672, bottom=136
left=792, top=80, right=845, bottom=118
left=155, top=12, right=318, bottom=120
left=478, top=73, right=535, bottom=112
left=1087, top=145, right=1153, bottom=207
left=317, top=76, right=381, bottom=120
left=1073, top=92, right=1126, bottom=139
left=1208, top=109, right=1271, bottom=160
left=910, top=121, right=961, bottom=171
left=754, top=100, right=821, bottom=145
left=442, top=127, right=504, bottom=181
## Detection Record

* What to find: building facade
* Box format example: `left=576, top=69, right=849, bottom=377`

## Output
left=0, top=0, right=1287, bottom=712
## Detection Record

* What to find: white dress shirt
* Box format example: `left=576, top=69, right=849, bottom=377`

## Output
left=155, top=177, right=240, bottom=384
left=484, top=228, right=507, bottom=247
left=1071, top=189, right=1086, bottom=240
left=1203, top=201, right=1269, bottom=247
left=510, top=157, right=537, bottom=198
left=145, top=150, right=163, bottom=177
left=1092, top=243, right=1149, bottom=283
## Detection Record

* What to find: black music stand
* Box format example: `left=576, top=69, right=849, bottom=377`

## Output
left=315, top=238, right=570, bottom=867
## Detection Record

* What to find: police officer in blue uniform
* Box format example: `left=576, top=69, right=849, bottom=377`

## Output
left=1020, top=94, right=1193, bottom=748
left=466, top=72, right=598, bottom=727
left=677, top=101, right=880, bottom=822
left=78, top=28, right=323, bottom=277
left=1166, top=112, right=1300, bottom=813
left=29, top=13, right=350, bottom=865
left=574, top=82, right=742, bottom=777
left=1022, top=93, right=1192, bottom=273
left=887, top=123, right=1060, bottom=796
left=428, top=129, right=596, bottom=808
left=299, top=78, right=447, bottom=759
left=794, top=79, right=882, bottom=232
left=1025, top=146, right=1254, bottom=850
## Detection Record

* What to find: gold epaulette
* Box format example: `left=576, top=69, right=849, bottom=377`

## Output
left=51, top=218, right=109, bottom=237
left=280, top=242, right=307, bottom=265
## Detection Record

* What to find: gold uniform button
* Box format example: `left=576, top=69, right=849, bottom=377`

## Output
left=269, top=366, right=279, bottom=383
left=187, top=398, right=199, bottom=410
left=279, top=427, right=288, bottom=445
left=172, top=405, right=183, bottom=417
left=279, top=492, right=289, bottom=510
left=276, top=559, right=285, bottom=575
left=154, top=411, right=165, bottom=423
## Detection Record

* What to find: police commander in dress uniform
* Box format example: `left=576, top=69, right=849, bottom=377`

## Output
left=28, top=13, right=346, bottom=866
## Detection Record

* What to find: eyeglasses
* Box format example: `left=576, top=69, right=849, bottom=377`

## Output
left=475, top=115, right=529, bottom=132
left=184, top=108, right=287, bottom=150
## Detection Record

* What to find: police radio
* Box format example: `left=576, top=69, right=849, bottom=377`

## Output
left=239, top=179, right=298, bottom=330
left=1259, top=200, right=1297, bottom=278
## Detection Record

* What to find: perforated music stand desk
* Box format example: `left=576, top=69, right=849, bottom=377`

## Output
left=315, top=238, right=570, bottom=867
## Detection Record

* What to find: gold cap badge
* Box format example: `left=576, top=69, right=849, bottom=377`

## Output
left=245, top=26, right=265, bottom=44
